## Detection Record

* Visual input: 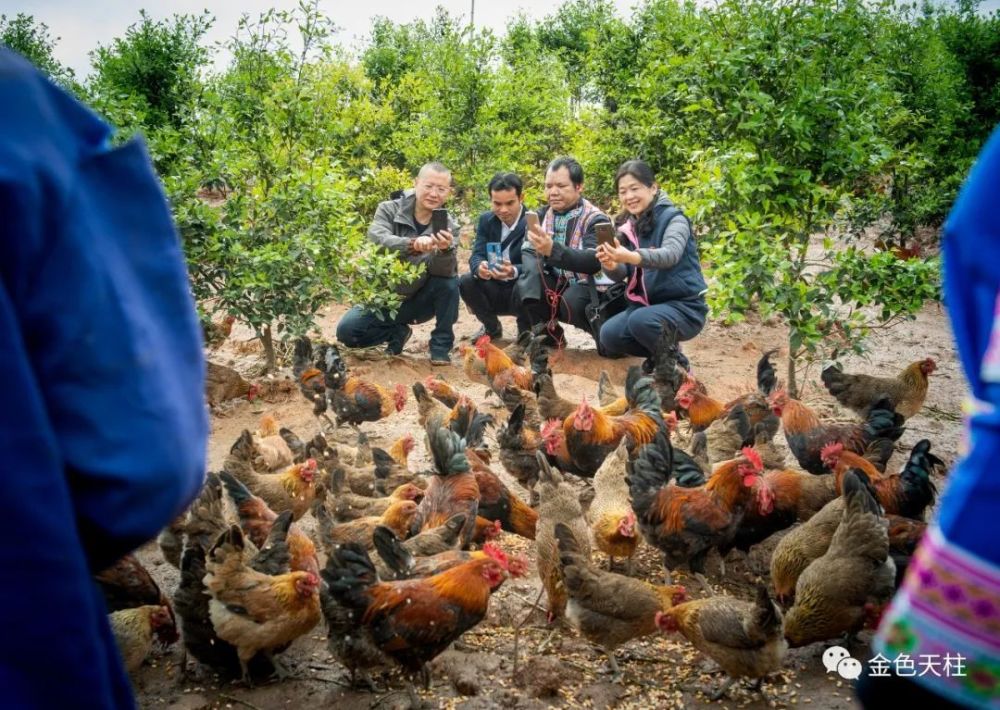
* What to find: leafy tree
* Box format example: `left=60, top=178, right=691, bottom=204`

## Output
left=88, top=10, right=214, bottom=159
left=171, top=2, right=416, bottom=371
left=0, top=13, right=76, bottom=87
left=589, top=0, right=942, bottom=394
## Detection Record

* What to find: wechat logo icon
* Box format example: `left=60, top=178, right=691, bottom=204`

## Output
left=823, top=646, right=862, bottom=680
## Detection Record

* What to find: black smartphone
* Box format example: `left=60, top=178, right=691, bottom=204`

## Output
left=595, top=223, right=616, bottom=247
left=431, top=208, right=449, bottom=234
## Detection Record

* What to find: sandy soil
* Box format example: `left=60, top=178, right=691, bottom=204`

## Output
left=130, top=260, right=961, bottom=710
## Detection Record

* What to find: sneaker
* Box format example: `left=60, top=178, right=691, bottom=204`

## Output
left=430, top=354, right=451, bottom=366
left=386, top=325, right=412, bottom=356
left=469, top=324, right=502, bottom=341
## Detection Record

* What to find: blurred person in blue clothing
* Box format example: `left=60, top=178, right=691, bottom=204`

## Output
left=0, top=48, right=207, bottom=707
left=857, top=127, right=1000, bottom=708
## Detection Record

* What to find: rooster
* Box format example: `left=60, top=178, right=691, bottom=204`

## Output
left=821, top=439, right=940, bottom=518
left=414, top=384, right=493, bottom=450
left=218, top=471, right=319, bottom=576
left=655, top=585, right=786, bottom=700
left=374, top=530, right=529, bottom=580
left=589, top=441, right=639, bottom=574
left=416, top=423, right=480, bottom=547
left=315, top=340, right=406, bottom=431
left=497, top=403, right=543, bottom=496
left=475, top=334, right=534, bottom=393
left=821, top=358, right=936, bottom=420
left=649, top=323, right=688, bottom=411
left=628, top=433, right=765, bottom=592
left=722, top=468, right=837, bottom=558
left=676, top=379, right=726, bottom=432
left=224, top=430, right=318, bottom=520
left=474, top=466, right=538, bottom=540
left=557, top=522, right=686, bottom=681
left=677, top=350, right=780, bottom=438
left=783, top=469, right=896, bottom=647
left=769, top=391, right=904, bottom=474
left=564, top=367, right=664, bottom=476
left=293, top=336, right=335, bottom=434
left=322, top=541, right=512, bottom=705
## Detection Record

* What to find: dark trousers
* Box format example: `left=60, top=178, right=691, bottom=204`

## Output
left=599, top=300, right=707, bottom=358
left=458, top=272, right=531, bottom=334
left=520, top=270, right=594, bottom=336
left=336, top=275, right=459, bottom=359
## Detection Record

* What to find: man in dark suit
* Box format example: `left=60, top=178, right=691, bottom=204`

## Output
left=459, top=172, right=532, bottom=340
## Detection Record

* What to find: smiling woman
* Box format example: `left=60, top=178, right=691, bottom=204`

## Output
left=593, top=159, right=708, bottom=371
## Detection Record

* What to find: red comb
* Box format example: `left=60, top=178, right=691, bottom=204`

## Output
left=740, top=446, right=763, bottom=472
left=820, top=441, right=844, bottom=464
left=482, top=543, right=509, bottom=568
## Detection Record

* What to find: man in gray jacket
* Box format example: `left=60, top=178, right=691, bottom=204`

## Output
left=336, top=162, right=460, bottom=364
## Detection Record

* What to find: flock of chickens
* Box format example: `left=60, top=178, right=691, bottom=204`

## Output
left=96, top=323, right=946, bottom=706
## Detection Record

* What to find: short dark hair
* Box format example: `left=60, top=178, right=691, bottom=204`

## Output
left=615, top=159, right=656, bottom=191
left=546, top=156, right=584, bottom=186
left=488, top=172, right=523, bottom=197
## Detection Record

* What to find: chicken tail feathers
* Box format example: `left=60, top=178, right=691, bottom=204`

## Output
left=896, top=439, right=940, bottom=519
left=627, top=431, right=673, bottom=513
left=757, top=350, right=779, bottom=396
left=373, top=525, right=415, bottom=580
left=322, top=542, right=379, bottom=610
left=292, top=337, right=313, bottom=378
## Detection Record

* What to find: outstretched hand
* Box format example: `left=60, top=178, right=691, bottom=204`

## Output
left=596, top=237, right=640, bottom=267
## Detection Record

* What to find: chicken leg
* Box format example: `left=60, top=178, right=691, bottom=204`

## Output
left=709, top=676, right=737, bottom=701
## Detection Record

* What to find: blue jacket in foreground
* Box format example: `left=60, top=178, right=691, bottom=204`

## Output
left=0, top=49, right=207, bottom=708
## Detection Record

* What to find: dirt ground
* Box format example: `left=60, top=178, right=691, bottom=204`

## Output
left=130, top=264, right=962, bottom=710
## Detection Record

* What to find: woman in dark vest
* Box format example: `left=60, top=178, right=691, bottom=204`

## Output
left=595, top=160, right=708, bottom=371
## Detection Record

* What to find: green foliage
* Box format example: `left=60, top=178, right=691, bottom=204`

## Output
left=168, top=2, right=418, bottom=370
left=76, top=0, right=998, bottom=377
left=87, top=10, right=214, bottom=174
left=1, top=13, right=76, bottom=87
left=359, top=8, right=572, bottom=213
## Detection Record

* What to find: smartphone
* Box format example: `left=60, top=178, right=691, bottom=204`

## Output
left=525, top=212, right=540, bottom=230
left=486, top=242, right=502, bottom=270
left=595, top=223, right=617, bottom=247
left=431, top=208, right=449, bottom=234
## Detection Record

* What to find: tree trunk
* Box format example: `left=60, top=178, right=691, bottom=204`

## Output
left=786, top=343, right=799, bottom=400
left=261, top=325, right=276, bottom=373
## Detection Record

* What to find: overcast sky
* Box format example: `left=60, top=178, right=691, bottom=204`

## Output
left=12, top=0, right=1000, bottom=79
left=12, top=0, right=638, bottom=78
